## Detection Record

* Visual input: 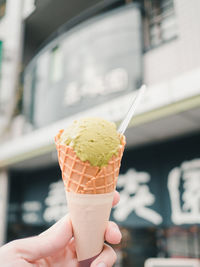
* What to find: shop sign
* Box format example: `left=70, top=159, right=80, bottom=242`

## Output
left=15, top=157, right=200, bottom=226
left=112, top=158, right=200, bottom=227
left=113, top=169, right=163, bottom=225
left=43, top=181, right=67, bottom=223
left=63, top=68, right=128, bottom=107
left=168, top=159, right=200, bottom=225
left=40, top=158, right=200, bottom=226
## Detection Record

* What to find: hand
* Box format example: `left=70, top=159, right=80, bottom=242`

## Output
left=0, top=191, right=121, bottom=267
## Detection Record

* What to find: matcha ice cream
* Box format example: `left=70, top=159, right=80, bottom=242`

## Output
left=59, top=117, right=121, bottom=167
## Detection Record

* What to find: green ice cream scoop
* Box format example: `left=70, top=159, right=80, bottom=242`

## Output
left=60, top=117, right=121, bottom=167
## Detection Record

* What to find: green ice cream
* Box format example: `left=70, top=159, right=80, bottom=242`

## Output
left=60, top=117, right=121, bottom=167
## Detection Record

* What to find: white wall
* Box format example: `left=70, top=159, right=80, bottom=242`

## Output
left=144, top=0, right=200, bottom=86
left=0, top=0, right=24, bottom=128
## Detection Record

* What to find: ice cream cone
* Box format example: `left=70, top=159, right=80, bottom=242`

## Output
left=55, top=129, right=125, bottom=194
left=55, top=129, right=125, bottom=265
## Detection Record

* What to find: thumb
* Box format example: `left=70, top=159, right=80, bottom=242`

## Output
left=10, top=215, right=72, bottom=261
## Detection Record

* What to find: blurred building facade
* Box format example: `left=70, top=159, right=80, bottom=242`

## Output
left=0, top=0, right=200, bottom=266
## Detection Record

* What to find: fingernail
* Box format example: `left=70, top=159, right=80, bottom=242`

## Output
left=97, top=263, right=107, bottom=267
left=112, top=226, right=122, bottom=239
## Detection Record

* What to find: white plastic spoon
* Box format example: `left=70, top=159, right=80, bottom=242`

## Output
left=118, top=84, right=146, bottom=135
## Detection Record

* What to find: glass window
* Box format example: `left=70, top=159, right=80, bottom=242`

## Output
left=49, top=46, right=63, bottom=83
left=143, top=0, right=177, bottom=50
left=0, top=0, right=6, bottom=20
left=112, top=226, right=200, bottom=267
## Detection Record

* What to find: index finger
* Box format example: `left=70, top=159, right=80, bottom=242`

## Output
left=8, top=215, right=72, bottom=262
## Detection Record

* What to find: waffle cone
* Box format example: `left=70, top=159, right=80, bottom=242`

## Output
left=55, top=129, right=125, bottom=194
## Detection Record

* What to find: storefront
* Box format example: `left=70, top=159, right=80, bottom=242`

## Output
left=1, top=2, right=200, bottom=266
left=112, top=132, right=200, bottom=266
left=7, top=132, right=200, bottom=266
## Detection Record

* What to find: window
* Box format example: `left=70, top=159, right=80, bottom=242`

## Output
left=143, top=0, right=177, bottom=50
left=0, top=40, right=2, bottom=77
left=0, top=40, right=3, bottom=111
left=49, top=46, right=63, bottom=83
left=0, top=0, right=6, bottom=20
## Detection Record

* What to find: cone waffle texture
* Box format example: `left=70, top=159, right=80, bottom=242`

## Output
left=55, top=129, right=125, bottom=194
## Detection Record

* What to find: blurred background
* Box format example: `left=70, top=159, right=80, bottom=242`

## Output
left=0, top=0, right=200, bottom=266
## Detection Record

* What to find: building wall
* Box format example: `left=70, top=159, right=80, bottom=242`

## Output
left=144, top=0, right=200, bottom=85
left=0, top=171, right=8, bottom=245
left=0, top=0, right=23, bottom=129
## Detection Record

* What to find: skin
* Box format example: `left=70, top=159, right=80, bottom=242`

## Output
left=0, top=191, right=121, bottom=267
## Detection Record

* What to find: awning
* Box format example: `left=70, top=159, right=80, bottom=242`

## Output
left=0, top=68, right=200, bottom=170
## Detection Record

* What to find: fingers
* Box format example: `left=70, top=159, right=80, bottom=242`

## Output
left=8, top=215, right=73, bottom=262
left=112, top=191, right=120, bottom=207
left=67, top=237, right=76, bottom=254
left=105, top=221, right=121, bottom=244
left=91, top=244, right=117, bottom=267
